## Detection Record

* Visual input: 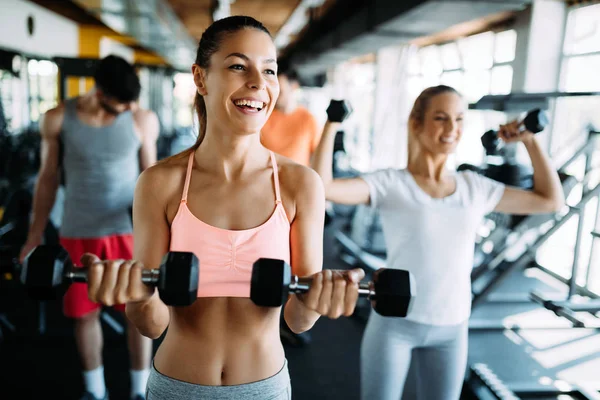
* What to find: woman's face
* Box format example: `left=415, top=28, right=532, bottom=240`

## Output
left=193, top=28, right=279, bottom=136
left=414, top=92, right=465, bottom=155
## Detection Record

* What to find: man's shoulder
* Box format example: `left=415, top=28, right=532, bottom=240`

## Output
left=295, top=106, right=315, bottom=119
left=295, top=107, right=319, bottom=132
left=132, top=107, right=157, bottom=122
left=45, top=103, right=66, bottom=119
left=40, top=103, right=68, bottom=137
left=132, top=108, right=159, bottom=138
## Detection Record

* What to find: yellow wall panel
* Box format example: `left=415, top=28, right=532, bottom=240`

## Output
left=66, top=76, right=94, bottom=98
left=68, top=24, right=168, bottom=97
left=135, top=49, right=168, bottom=66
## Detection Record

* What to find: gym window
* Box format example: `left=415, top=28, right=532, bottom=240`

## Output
left=172, top=72, right=196, bottom=130
left=407, top=30, right=516, bottom=104
left=551, top=2, right=600, bottom=161
left=334, top=61, right=376, bottom=172
left=538, top=2, right=600, bottom=297
left=553, top=2, right=600, bottom=155
left=0, top=69, right=27, bottom=134
left=27, top=59, right=59, bottom=126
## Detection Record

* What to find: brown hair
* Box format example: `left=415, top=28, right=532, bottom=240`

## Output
left=407, top=85, right=461, bottom=163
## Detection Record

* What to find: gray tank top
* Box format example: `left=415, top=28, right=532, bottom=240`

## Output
left=60, top=98, right=141, bottom=238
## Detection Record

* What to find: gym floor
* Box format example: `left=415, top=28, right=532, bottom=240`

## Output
left=1, top=221, right=599, bottom=400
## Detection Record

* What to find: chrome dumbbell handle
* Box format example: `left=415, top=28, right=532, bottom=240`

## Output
left=66, top=268, right=160, bottom=285
left=288, top=276, right=376, bottom=297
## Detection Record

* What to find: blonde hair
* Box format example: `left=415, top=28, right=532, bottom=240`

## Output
left=407, top=85, right=461, bottom=164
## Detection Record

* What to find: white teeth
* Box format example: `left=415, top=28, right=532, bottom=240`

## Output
left=234, top=99, right=264, bottom=109
left=441, top=137, right=456, bottom=143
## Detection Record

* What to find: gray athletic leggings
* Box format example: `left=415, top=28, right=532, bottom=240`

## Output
left=146, top=359, right=291, bottom=400
left=361, top=312, right=469, bottom=400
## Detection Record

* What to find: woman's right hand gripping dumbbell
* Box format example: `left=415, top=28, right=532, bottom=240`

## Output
left=81, top=253, right=155, bottom=306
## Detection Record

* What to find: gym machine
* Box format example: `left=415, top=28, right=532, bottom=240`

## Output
left=0, top=48, right=42, bottom=342
left=466, top=108, right=579, bottom=294
left=470, top=176, right=600, bottom=331
left=469, top=131, right=594, bottom=312
left=467, top=92, right=600, bottom=317
left=465, top=92, right=600, bottom=400
left=469, top=91, right=600, bottom=113
left=467, top=362, right=600, bottom=400
left=525, top=165, right=600, bottom=328
left=333, top=206, right=386, bottom=270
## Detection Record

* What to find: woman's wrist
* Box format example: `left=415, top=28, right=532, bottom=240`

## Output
left=521, top=133, right=538, bottom=148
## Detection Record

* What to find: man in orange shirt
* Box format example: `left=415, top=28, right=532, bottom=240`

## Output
left=261, top=70, right=321, bottom=166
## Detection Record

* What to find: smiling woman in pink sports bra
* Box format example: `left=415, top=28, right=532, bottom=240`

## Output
left=80, top=16, right=365, bottom=400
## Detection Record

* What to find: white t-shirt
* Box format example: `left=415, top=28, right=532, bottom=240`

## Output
left=361, top=169, right=505, bottom=326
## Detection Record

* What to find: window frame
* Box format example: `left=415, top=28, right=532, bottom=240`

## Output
left=406, top=29, right=517, bottom=101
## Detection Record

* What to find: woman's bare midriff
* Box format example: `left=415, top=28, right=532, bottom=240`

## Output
left=153, top=297, right=285, bottom=386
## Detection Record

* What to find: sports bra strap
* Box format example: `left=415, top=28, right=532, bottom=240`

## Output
left=270, top=151, right=282, bottom=204
left=181, top=152, right=194, bottom=203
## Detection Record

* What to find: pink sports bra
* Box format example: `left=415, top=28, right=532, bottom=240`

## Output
left=169, top=151, right=291, bottom=298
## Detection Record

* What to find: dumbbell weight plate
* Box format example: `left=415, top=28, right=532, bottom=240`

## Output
left=158, top=251, right=200, bottom=306
left=481, top=129, right=500, bottom=155
left=523, top=108, right=549, bottom=134
left=250, top=258, right=291, bottom=307
left=326, top=100, right=352, bottom=123
left=21, top=244, right=71, bottom=300
left=371, top=269, right=415, bottom=317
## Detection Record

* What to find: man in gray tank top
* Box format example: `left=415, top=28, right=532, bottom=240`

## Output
left=19, top=55, right=159, bottom=400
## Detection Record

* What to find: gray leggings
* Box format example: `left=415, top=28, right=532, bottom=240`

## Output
left=146, top=359, right=291, bottom=400
left=360, top=313, right=469, bottom=400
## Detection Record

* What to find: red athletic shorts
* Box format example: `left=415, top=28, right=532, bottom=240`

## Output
left=60, top=234, right=134, bottom=318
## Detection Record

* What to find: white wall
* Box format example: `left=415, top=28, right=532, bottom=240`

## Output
left=370, top=44, right=417, bottom=170
left=512, top=6, right=533, bottom=93
left=512, top=0, right=567, bottom=93
left=509, top=0, right=567, bottom=160
left=526, top=1, right=566, bottom=92
left=0, top=0, right=78, bottom=58
left=512, top=0, right=567, bottom=92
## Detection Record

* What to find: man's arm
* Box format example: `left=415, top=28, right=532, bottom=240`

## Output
left=308, top=111, right=323, bottom=166
left=19, top=106, right=64, bottom=262
left=134, top=109, right=160, bottom=171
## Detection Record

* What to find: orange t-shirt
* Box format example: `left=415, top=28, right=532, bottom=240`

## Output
left=260, top=107, right=321, bottom=166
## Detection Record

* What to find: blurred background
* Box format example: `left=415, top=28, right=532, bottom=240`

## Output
left=1, top=1, right=600, bottom=399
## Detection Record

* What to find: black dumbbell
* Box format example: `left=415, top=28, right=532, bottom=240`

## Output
left=457, top=163, right=484, bottom=175
left=326, top=100, right=352, bottom=123
left=250, top=258, right=415, bottom=317
left=20, top=244, right=199, bottom=306
left=481, top=108, right=549, bottom=155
